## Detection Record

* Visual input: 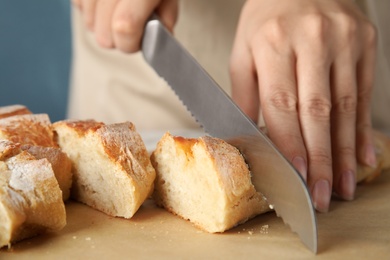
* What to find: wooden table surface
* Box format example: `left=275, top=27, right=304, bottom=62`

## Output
left=1, top=168, right=389, bottom=260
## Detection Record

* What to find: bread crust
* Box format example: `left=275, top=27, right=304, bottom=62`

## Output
left=53, top=120, right=156, bottom=219
left=0, top=105, right=31, bottom=120
left=21, top=145, right=73, bottom=201
left=152, top=132, right=269, bottom=233
left=0, top=151, right=66, bottom=248
left=0, top=114, right=56, bottom=147
left=357, top=130, right=390, bottom=183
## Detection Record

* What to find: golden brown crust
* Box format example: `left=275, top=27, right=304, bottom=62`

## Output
left=0, top=139, right=22, bottom=161
left=98, top=122, right=155, bottom=190
left=0, top=105, right=32, bottom=120
left=0, top=114, right=56, bottom=147
left=373, top=130, right=390, bottom=169
left=0, top=151, right=66, bottom=248
left=53, top=119, right=105, bottom=137
left=152, top=132, right=269, bottom=233
left=357, top=130, right=390, bottom=183
left=53, top=120, right=155, bottom=218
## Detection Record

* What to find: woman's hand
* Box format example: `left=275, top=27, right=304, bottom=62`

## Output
left=230, top=0, right=377, bottom=212
left=72, top=0, right=178, bottom=52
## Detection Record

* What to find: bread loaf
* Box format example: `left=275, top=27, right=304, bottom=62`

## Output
left=0, top=104, right=31, bottom=119
left=53, top=120, right=156, bottom=219
left=357, top=130, right=390, bottom=183
left=151, top=132, right=269, bottom=233
left=21, top=145, right=73, bottom=201
left=0, top=151, right=66, bottom=248
left=0, top=114, right=56, bottom=147
left=0, top=140, right=72, bottom=201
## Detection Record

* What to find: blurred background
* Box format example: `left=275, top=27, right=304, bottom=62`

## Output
left=0, top=0, right=72, bottom=122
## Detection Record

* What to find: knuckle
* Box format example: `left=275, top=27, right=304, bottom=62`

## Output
left=337, top=146, right=355, bottom=158
left=334, top=95, right=357, bottom=115
left=112, top=13, right=141, bottom=37
left=265, top=89, right=298, bottom=113
left=303, top=13, right=330, bottom=41
left=363, top=22, right=377, bottom=47
left=357, top=87, right=372, bottom=104
left=309, top=148, right=332, bottom=167
left=337, top=14, right=359, bottom=39
left=261, top=17, right=287, bottom=45
left=301, top=97, right=332, bottom=119
left=357, top=122, right=372, bottom=133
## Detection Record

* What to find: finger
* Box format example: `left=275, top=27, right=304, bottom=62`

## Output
left=230, top=37, right=260, bottom=123
left=94, top=0, right=120, bottom=48
left=252, top=35, right=308, bottom=180
left=81, top=0, right=98, bottom=30
left=330, top=54, right=358, bottom=201
left=296, top=41, right=333, bottom=213
left=72, top=0, right=82, bottom=9
left=112, top=0, right=160, bottom=53
left=157, top=0, right=179, bottom=33
left=356, top=23, right=377, bottom=168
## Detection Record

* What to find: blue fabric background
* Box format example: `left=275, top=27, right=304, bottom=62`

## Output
left=0, top=0, right=72, bottom=121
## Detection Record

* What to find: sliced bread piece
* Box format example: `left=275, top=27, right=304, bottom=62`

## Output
left=0, top=140, right=72, bottom=201
left=151, top=132, right=270, bottom=233
left=0, top=151, right=66, bottom=248
left=21, top=145, right=73, bottom=201
left=53, top=120, right=156, bottom=218
left=0, top=114, right=56, bottom=147
left=0, top=104, right=31, bottom=119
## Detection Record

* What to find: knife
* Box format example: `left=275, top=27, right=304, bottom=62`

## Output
left=141, top=16, right=318, bottom=253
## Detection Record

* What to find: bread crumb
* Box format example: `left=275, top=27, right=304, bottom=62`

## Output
left=85, top=237, right=91, bottom=241
left=248, top=230, right=254, bottom=235
left=72, top=236, right=77, bottom=240
left=260, top=224, right=269, bottom=234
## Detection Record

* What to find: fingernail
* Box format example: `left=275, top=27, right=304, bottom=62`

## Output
left=312, top=179, right=331, bottom=213
left=365, top=144, right=377, bottom=168
left=339, top=170, right=356, bottom=201
left=292, top=156, right=307, bottom=181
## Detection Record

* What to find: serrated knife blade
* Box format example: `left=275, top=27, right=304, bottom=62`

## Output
left=142, top=17, right=318, bottom=253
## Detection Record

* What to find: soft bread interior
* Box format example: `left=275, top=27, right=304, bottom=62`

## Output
left=54, top=121, right=155, bottom=219
left=152, top=133, right=269, bottom=233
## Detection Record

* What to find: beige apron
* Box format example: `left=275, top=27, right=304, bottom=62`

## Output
left=68, top=0, right=389, bottom=132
